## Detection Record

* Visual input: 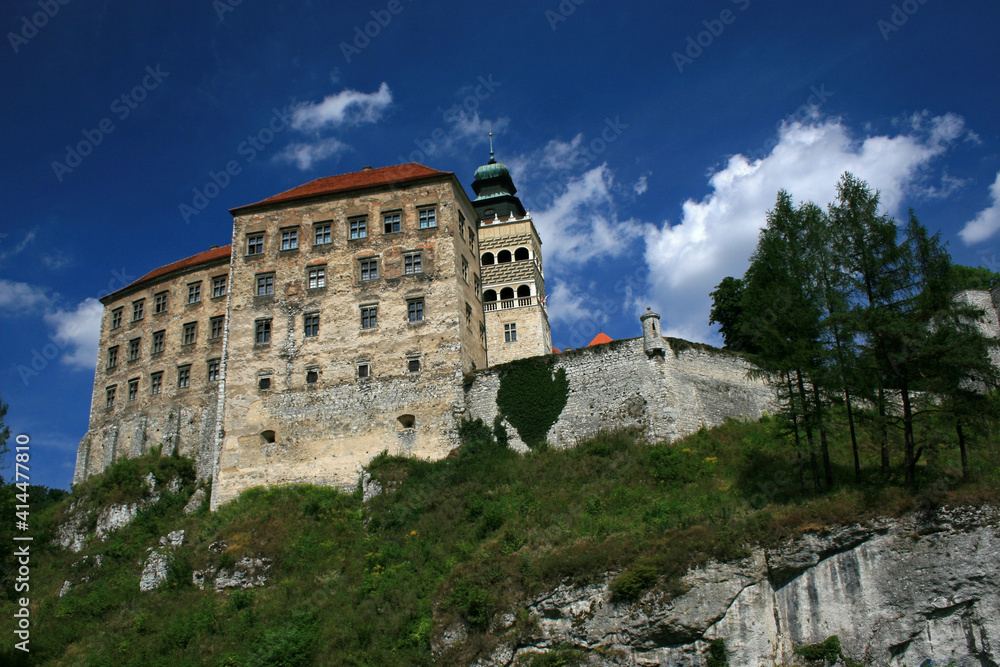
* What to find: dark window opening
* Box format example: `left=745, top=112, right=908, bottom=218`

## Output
left=514, top=247, right=530, bottom=261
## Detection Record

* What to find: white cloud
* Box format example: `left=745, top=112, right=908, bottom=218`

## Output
left=642, top=113, right=970, bottom=343
left=0, top=279, right=52, bottom=313
left=290, top=82, right=392, bottom=131
left=546, top=279, right=603, bottom=327
left=279, top=137, right=349, bottom=170
left=43, top=298, right=102, bottom=370
left=959, top=171, right=1000, bottom=245
left=633, top=175, right=649, bottom=196
left=0, top=228, right=37, bottom=263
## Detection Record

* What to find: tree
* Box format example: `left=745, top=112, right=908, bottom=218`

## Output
left=709, top=277, right=757, bottom=353
left=0, top=396, right=9, bottom=483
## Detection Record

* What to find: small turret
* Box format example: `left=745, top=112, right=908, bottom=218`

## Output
left=640, top=307, right=665, bottom=357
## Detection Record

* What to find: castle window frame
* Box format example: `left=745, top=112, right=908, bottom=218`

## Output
left=304, top=312, right=319, bottom=338
left=305, top=367, right=320, bottom=384
left=280, top=228, right=299, bottom=251
left=407, top=356, right=421, bottom=373
left=152, top=330, right=165, bottom=355
left=105, top=385, right=116, bottom=409
left=154, top=291, right=168, bottom=314
left=307, top=265, right=326, bottom=289
left=111, top=307, right=123, bottom=330
left=474, top=275, right=481, bottom=299
left=258, top=373, right=272, bottom=391
left=383, top=210, right=401, bottom=234
left=404, top=252, right=422, bottom=275
left=465, top=302, right=472, bottom=325
left=182, top=321, right=197, bottom=346
left=360, top=258, right=378, bottom=282
left=255, top=318, right=272, bottom=345
left=497, top=249, right=512, bottom=264
left=256, top=273, right=275, bottom=297
left=150, top=372, right=163, bottom=396
left=210, top=316, right=224, bottom=340
left=314, top=221, right=332, bottom=246
left=128, top=378, right=139, bottom=402
left=505, top=323, right=517, bottom=343
left=349, top=216, right=367, bottom=240
left=481, top=252, right=495, bottom=265
left=128, top=337, right=142, bottom=361
left=458, top=222, right=465, bottom=239
left=461, top=256, right=469, bottom=282
left=107, top=346, right=119, bottom=369
left=360, top=304, right=378, bottom=330
left=207, top=358, right=220, bottom=382
left=407, top=298, right=424, bottom=323
left=212, top=275, right=227, bottom=298
left=187, top=282, right=202, bottom=304
left=132, top=299, right=144, bottom=322
left=177, top=364, right=191, bottom=389
left=247, top=234, right=264, bottom=256
left=515, top=247, right=530, bottom=261
left=357, top=361, right=371, bottom=379
left=418, top=206, right=436, bottom=229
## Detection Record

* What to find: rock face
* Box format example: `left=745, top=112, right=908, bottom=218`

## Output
left=473, top=506, right=1000, bottom=666
left=139, top=529, right=186, bottom=592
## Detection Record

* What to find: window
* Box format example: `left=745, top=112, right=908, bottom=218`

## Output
left=468, top=225, right=475, bottom=247
left=383, top=211, right=401, bottom=234
left=481, top=252, right=495, bottom=265
left=177, top=365, right=190, bottom=389
left=152, top=330, right=165, bottom=354
left=105, top=386, right=116, bottom=409
left=154, top=292, right=168, bottom=314
left=255, top=319, right=272, bottom=344
left=150, top=372, right=162, bottom=396
left=281, top=229, right=298, bottom=250
left=398, top=414, right=415, bottom=429
left=306, top=368, right=319, bottom=384
left=256, top=273, right=274, bottom=296
left=207, top=359, right=220, bottom=382
left=404, top=252, right=422, bottom=275
left=474, top=275, right=481, bottom=298
left=462, top=256, right=469, bottom=281
left=349, top=216, right=367, bottom=240
left=212, top=275, right=227, bottom=298
left=357, top=362, right=370, bottom=379
left=107, top=346, right=118, bottom=369
left=407, top=358, right=421, bottom=373
left=498, top=249, right=512, bottom=263
left=361, top=305, right=377, bottom=330
left=459, top=223, right=464, bottom=239
left=111, top=308, right=123, bottom=329
left=258, top=376, right=271, bottom=390
left=360, top=259, right=378, bottom=281
left=304, top=313, right=319, bottom=337
left=408, top=299, right=424, bottom=323
left=188, top=282, right=201, bottom=304
left=247, top=234, right=264, bottom=255
left=132, top=299, right=144, bottom=322
left=308, top=266, right=326, bottom=289
left=465, top=302, right=472, bottom=324
left=315, top=223, right=332, bottom=245
left=210, top=316, right=224, bottom=340
left=128, top=338, right=141, bottom=361
left=505, top=323, right=517, bottom=342
left=128, top=378, right=139, bottom=402
left=183, top=322, right=197, bottom=345
left=419, top=207, right=436, bottom=229
left=515, top=247, right=530, bottom=261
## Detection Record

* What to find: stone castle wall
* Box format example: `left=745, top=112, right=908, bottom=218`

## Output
left=465, top=337, right=779, bottom=451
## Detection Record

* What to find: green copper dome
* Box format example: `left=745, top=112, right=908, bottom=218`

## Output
left=473, top=159, right=510, bottom=182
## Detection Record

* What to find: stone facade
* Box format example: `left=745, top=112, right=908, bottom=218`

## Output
left=75, top=246, right=231, bottom=483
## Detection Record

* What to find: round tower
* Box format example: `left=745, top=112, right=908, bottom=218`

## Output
left=640, top=307, right=665, bottom=357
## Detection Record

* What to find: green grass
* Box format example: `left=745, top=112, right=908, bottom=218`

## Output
left=1, top=409, right=997, bottom=666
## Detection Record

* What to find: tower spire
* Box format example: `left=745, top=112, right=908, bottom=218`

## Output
left=488, top=130, right=495, bottom=164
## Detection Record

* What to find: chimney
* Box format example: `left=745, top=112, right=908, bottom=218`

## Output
left=362, top=165, right=373, bottom=171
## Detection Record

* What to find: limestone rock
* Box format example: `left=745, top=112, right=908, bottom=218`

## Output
left=212, top=556, right=272, bottom=591
left=57, top=581, right=72, bottom=597
left=183, top=488, right=206, bottom=514
left=139, top=550, right=172, bottom=592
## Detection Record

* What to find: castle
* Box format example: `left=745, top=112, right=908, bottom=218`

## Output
left=74, top=154, right=789, bottom=509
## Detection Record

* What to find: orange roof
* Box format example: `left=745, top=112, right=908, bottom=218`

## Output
left=231, top=163, right=450, bottom=213
left=587, top=332, right=614, bottom=347
left=551, top=345, right=561, bottom=354
left=102, top=245, right=232, bottom=304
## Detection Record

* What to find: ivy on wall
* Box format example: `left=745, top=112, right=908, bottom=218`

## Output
left=495, top=356, right=569, bottom=449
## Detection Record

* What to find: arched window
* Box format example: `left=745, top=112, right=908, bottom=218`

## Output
left=483, top=290, right=497, bottom=302
left=516, top=285, right=531, bottom=298
left=481, top=252, right=495, bottom=265
left=500, top=287, right=515, bottom=300
left=497, top=250, right=512, bottom=263
left=514, top=247, right=530, bottom=261
left=397, top=414, right=415, bottom=429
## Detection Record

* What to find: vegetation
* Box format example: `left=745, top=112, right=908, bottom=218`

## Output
left=495, top=356, right=569, bottom=448
left=712, top=173, right=1000, bottom=489
left=2, top=403, right=997, bottom=666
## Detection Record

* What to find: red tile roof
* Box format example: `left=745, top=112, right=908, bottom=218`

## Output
left=587, top=332, right=614, bottom=347
left=551, top=346, right=561, bottom=354
left=231, top=163, right=451, bottom=213
left=102, top=245, right=232, bottom=304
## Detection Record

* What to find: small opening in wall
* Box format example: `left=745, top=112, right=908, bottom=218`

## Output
left=261, top=430, right=276, bottom=443
left=397, top=414, right=415, bottom=429
left=306, top=370, right=318, bottom=384
left=407, top=358, right=421, bottom=373
left=259, top=376, right=271, bottom=390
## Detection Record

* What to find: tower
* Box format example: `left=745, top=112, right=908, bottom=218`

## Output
left=472, top=136, right=553, bottom=365
left=640, top=307, right=665, bottom=357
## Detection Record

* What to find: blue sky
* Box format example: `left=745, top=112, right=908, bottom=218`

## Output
left=3, top=1, right=1000, bottom=489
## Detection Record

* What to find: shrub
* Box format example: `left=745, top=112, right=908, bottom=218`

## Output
left=706, top=638, right=729, bottom=667
left=793, top=635, right=842, bottom=663
left=609, top=560, right=658, bottom=601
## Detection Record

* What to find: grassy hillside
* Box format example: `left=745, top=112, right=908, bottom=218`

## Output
left=2, top=413, right=998, bottom=666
